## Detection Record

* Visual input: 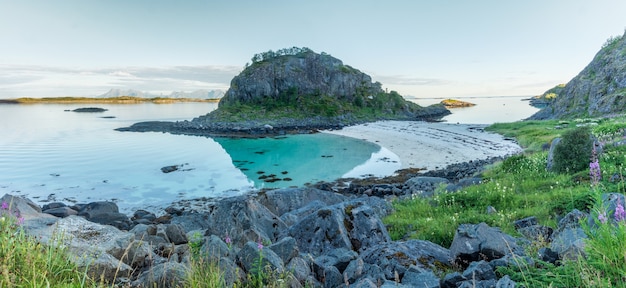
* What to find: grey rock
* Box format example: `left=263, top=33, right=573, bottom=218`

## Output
left=200, top=234, right=232, bottom=262
left=134, top=261, right=188, bottom=288
left=256, top=187, right=346, bottom=217
left=462, top=260, right=496, bottom=282
left=401, top=265, right=440, bottom=287
left=280, top=200, right=326, bottom=226
left=496, top=275, right=517, bottom=288
left=557, top=209, right=588, bottom=232
left=518, top=225, right=553, bottom=242
left=218, top=256, right=243, bottom=287
left=0, top=194, right=46, bottom=220
left=458, top=279, right=498, bottom=288
left=287, top=256, right=312, bottom=285
left=43, top=206, right=77, bottom=218
left=318, top=265, right=342, bottom=288
left=165, top=224, right=188, bottom=245
left=41, top=202, right=66, bottom=211
left=546, top=137, right=561, bottom=171
left=538, top=247, right=559, bottom=264
left=513, top=216, right=538, bottom=230
left=288, top=199, right=390, bottom=256
left=236, top=241, right=284, bottom=274
left=342, top=257, right=385, bottom=285
left=361, top=239, right=451, bottom=280
left=404, top=176, right=450, bottom=197
left=313, top=248, right=358, bottom=274
left=449, top=222, right=524, bottom=268
left=171, top=195, right=287, bottom=246
left=268, top=236, right=299, bottom=264
left=550, top=227, right=587, bottom=261
left=442, top=271, right=465, bottom=288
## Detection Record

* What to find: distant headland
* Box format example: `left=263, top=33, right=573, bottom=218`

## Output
left=0, top=96, right=220, bottom=104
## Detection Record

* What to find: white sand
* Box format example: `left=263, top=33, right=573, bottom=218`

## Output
left=323, top=121, right=521, bottom=171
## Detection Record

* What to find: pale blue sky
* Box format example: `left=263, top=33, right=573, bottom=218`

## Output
left=0, top=0, right=625, bottom=98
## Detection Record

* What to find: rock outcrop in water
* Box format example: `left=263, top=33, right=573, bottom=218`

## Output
left=530, top=31, right=626, bottom=119
left=117, top=47, right=450, bottom=137
left=219, top=47, right=383, bottom=107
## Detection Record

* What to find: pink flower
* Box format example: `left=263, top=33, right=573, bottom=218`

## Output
left=598, top=212, right=607, bottom=224
left=1, top=202, right=8, bottom=210
left=257, top=238, right=264, bottom=250
left=615, top=201, right=626, bottom=222
left=225, top=235, right=231, bottom=245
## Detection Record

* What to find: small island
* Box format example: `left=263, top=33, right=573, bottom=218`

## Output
left=118, top=47, right=451, bottom=137
left=440, top=98, right=476, bottom=108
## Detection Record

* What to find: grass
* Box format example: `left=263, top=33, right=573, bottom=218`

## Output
left=384, top=114, right=626, bottom=287
left=0, top=202, right=93, bottom=287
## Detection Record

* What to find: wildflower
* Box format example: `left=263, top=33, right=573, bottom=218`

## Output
left=589, top=160, right=602, bottom=185
left=615, top=201, right=626, bottom=222
left=598, top=212, right=608, bottom=224
left=1, top=202, right=7, bottom=210
left=257, top=238, right=264, bottom=250
left=225, top=234, right=232, bottom=248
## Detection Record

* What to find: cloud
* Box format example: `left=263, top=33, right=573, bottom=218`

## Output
left=0, top=65, right=241, bottom=98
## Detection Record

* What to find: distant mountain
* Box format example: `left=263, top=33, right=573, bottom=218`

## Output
left=99, top=89, right=146, bottom=98
left=530, top=31, right=626, bottom=119
left=98, top=89, right=224, bottom=99
left=169, top=89, right=224, bottom=99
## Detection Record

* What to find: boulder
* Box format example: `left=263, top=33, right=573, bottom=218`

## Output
left=546, top=137, right=561, bottom=171
left=236, top=241, right=284, bottom=275
left=401, top=265, right=440, bottom=287
left=171, top=195, right=287, bottom=246
left=255, top=187, right=346, bottom=217
left=342, top=257, right=386, bottom=285
left=200, top=234, right=232, bottom=263
left=404, top=176, right=450, bottom=197
left=165, top=224, right=188, bottom=245
left=43, top=206, right=78, bottom=218
left=361, top=240, right=451, bottom=280
left=0, top=194, right=46, bottom=221
left=77, top=201, right=131, bottom=230
left=268, top=236, right=299, bottom=264
left=449, top=222, right=524, bottom=268
left=287, top=199, right=391, bottom=256
left=134, top=262, right=188, bottom=288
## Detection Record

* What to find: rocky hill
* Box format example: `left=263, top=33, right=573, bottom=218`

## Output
left=210, top=47, right=448, bottom=123
left=530, top=31, right=626, bottom=119
left=219, top=47, right=383, bottom=107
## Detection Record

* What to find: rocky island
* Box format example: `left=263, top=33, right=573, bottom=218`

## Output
left=117, top=47, right=450, bottom=137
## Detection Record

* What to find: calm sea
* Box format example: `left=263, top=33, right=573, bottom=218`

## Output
left=0, top=97, right=539, bottom=213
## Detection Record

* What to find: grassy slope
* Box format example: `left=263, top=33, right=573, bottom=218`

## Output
left=384, top=115, right=626, bottom=286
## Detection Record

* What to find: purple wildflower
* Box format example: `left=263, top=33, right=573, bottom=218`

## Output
left=615, top=201, right=626, bottom=222
left=589, top=160, right=602, bottom=185
left=17, top=217, right=24, bottom=225
left=598, top=212, right=608, bottom=224
left=257, top=238, right=264, bottom=250
left=225, top=234, right=231, bottom=245
left=1, top=202, right=8, bottom=210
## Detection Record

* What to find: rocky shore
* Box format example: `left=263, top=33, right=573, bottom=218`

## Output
left=3, top=153, right=603, bottom=287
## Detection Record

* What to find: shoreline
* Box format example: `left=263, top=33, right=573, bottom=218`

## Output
left=322, top=120, right=522, bottom=171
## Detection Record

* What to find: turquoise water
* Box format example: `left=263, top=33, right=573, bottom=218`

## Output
left=215, top=133, right=396, bottom=188
left=0, top=102, right=396, bottom=213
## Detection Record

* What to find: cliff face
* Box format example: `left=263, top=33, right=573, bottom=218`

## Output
left=530, top=31, right=626, bottom=119
left=219, top=49, right=383, bottom=107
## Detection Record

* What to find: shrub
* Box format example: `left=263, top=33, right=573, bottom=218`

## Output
left=552, top=126, right=593, bottom=174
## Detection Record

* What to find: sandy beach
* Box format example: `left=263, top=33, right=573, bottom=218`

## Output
left=323, top=120, right=521, bottom=171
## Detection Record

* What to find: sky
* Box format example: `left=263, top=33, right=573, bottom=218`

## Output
left=0, top=0, right=625, bottom=99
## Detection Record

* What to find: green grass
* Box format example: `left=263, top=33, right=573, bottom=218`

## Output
left=0, top=203, right=94, bottom=287
left=385, top=114, right=626, bottom=287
